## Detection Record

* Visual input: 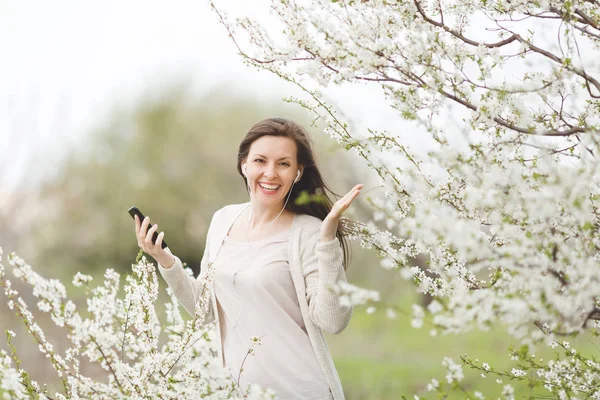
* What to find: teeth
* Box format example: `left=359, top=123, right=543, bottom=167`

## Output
left=259, top=183, right=280, bottom=190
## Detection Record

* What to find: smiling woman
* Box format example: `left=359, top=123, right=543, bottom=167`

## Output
left=243, top=135, right=297, bottom=204
left=134, top=117, right=363, bottom=399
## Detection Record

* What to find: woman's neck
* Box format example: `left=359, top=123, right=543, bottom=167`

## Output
left=246, top=201, right=289, bottom=230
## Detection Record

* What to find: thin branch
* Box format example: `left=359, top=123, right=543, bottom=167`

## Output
left=533, top=320, right=580, bottom=337
left=416, top=0, right=600, bottom=98
left=570, top=18, right=600, bottom=100
left=235, top=336, right=265, bottom=392
left=303, top=46, right=413, bottom=84
left=571, top=22, right=600, bottom=39
left=529, top=8, right=600, bottom=40
left=511, top=34, right=600, bottom=98
left=547, top=268, right=568, bottom=287
left=18, top=381, right=56, bottom=400
left=120, top=300, right=132, bottom=362
left=547, top=7, right=590, bottom=26
left=162, top=320, right=218, bottom=377
left=90, top=337, right=125, bottom=393
left=438, top=87, right=587, bottom=136
left=518, top=141, right=581, bottom=161
left=574, top=9, right=600, bottom=31
left=414, top=0, right=518, bottom=48
left=583, top=307, right=600, bottom=328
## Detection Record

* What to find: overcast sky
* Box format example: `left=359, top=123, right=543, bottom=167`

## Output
left=0, top=0, right=413, bottom=197
left=0, top=1, right=269, bottom=192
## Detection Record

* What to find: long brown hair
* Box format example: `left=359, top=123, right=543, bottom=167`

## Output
left=237, top=117, right=352, bottom=270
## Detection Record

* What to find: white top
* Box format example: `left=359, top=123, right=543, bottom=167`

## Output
left=213, top=218, right=330, bottom=399
left=158, top=202, right=352, bottom=400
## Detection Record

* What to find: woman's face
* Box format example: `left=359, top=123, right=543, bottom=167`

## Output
left=244, top=135, right=301, bottom=208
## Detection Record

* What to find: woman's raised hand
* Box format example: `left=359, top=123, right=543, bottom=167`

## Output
left=134, top=214, right=176, bottom=269
left=321, top=183, right=364, bottom=242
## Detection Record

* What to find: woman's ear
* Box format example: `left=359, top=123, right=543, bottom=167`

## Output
left=295, top=167, right=304, bottom=183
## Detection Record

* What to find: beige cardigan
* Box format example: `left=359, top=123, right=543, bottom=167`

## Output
left=157, top=202, right=352, bottom=400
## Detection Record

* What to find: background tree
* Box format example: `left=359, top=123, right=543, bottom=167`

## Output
left=214, top=0, right=600, bottom=397
left=3, top=85, right=404, bottom=398
left=7, top=86, right=320, bottom=278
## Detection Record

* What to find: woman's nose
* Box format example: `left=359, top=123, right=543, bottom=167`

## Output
left=263, top=164, right=277, bottom=179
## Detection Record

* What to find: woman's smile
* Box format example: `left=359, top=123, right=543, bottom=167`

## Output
left=257, top=182, right=282, bottom=194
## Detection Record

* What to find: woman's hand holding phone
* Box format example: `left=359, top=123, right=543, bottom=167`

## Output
left=134, top=214, right=176, bottom=269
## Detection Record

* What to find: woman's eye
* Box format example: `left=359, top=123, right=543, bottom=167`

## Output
left=253, top=159, right=289, bottom=166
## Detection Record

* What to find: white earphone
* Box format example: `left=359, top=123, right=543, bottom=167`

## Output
left=242, top=163, right=301, bottom=183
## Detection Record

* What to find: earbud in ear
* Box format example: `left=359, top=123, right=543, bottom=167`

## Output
left=294, top=170, right=300, bottom=183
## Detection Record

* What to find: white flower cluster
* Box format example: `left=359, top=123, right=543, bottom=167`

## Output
left=72, top=272, right=93, bottom=287
left=427, top=340, right=600, bottom=398
left=336, top=281, right=380, bottom=308
left=441, top=357, right=465, bottom=384
left=0, top=250, right=273, bottom=399
left=215, top=0, right=600, bottom=397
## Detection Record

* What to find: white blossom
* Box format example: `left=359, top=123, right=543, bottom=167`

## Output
left=0, top=252, right=270, bottom=399
left=442, top=357, right=464, bottom=383
left=511, top=368, right=527, bottom=377
left=72, top=272, right=93, bottom=287
left=502, top=384, right=515, bottom=400
left=426, top=378, right=439, bottom=391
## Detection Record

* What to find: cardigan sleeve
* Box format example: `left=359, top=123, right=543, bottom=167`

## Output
left=157, top=208, right=221, bottom=323
left=301, top=222, right=353, bottom=334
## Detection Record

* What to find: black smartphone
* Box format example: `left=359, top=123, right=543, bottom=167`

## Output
left=128, top=206, right=168, bottom=249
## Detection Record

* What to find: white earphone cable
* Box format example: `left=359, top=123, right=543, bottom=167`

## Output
left=223, top=168, right=299, bottom=353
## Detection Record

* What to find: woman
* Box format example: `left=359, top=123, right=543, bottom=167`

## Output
left=134, top=117, right=362, bottom=399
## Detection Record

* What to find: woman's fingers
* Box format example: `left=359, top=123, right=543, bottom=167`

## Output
left=330, top=184, right=363, bottom=218
left=155, top=231, right=165, bottom=249
left=341, top=184, right=364, bottom=203
left=341, top=184, right=363, bottom=207
left=349, top=185, right=363, bottom=202
left=139, top=216, right=150, bottom=241
left=135, top=215, right=144, bottom=248
left=145, top=223, right=158, bottom=245
left=135, top=216, right=152, bottom=250
left=134, top=214, right=170, bottom=263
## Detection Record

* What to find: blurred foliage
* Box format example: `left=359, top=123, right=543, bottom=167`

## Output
left=10, top=85, right=334, bottom=278
left=331, top=290, right=600, bottom=399
left=2, top=83, right=427, bottom=398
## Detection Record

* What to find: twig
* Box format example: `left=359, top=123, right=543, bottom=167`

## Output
left=121, top=300, right=132, bottom=362
left=161, top=320, right=218, bottom=377
left=90, top=336, right=125, bottom=393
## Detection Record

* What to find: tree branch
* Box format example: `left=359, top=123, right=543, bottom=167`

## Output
left=582, top=307, right=600, bottom=328
left=437, top=87, right=587, bottom=136
left=90, top=337, right=125, bottom=393
left=120, top=300, right=132, bottom=362
left=414, top=0, right=518, bottom=48
left=574, top=8, right=600, bottom=31
left=416, top=0, right=600, bottom=98
left=511, top=34, right=600, bottom=98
